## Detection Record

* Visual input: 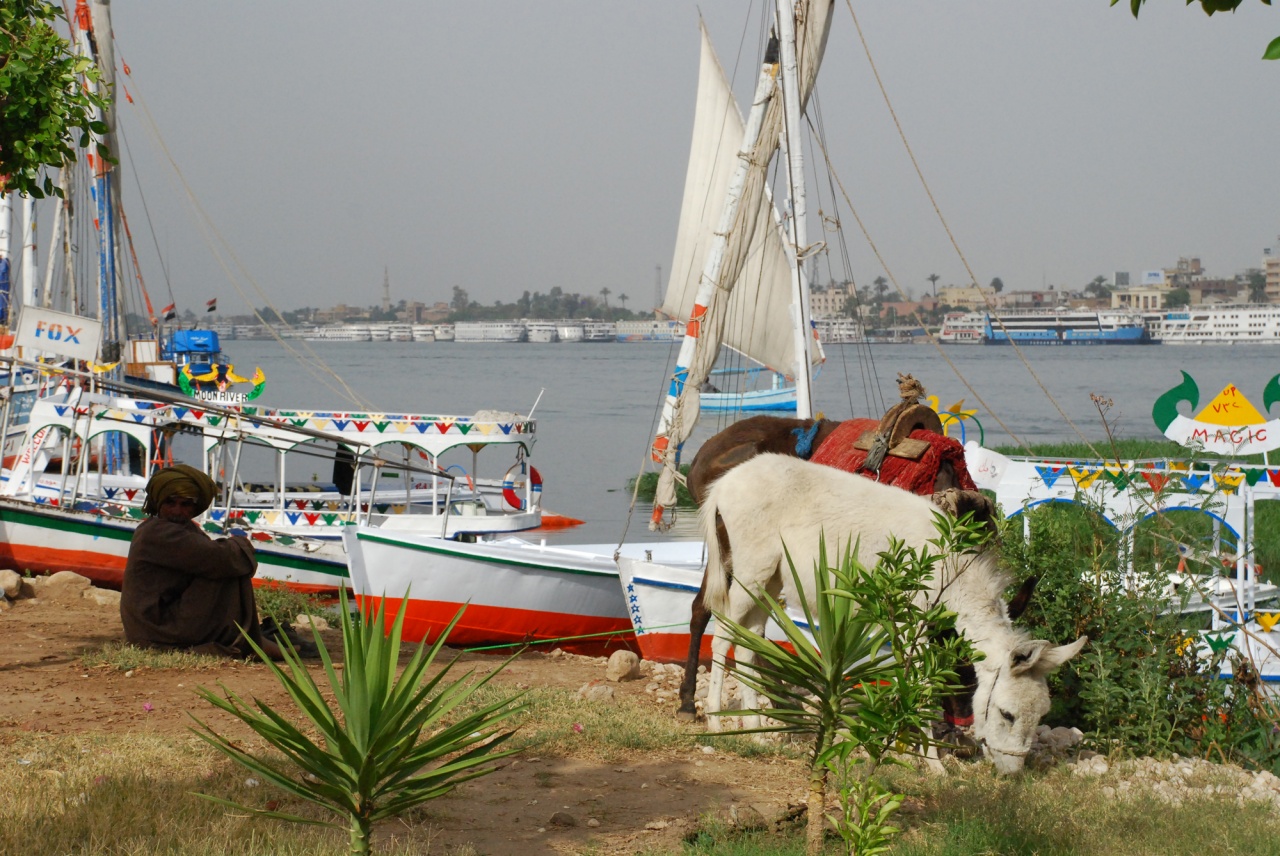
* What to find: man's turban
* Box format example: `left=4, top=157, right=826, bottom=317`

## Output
left=142, top=464, right=217, bottom=515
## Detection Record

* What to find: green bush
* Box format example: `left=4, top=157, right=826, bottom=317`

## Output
left=1001, top=495, right=1280, bottom=772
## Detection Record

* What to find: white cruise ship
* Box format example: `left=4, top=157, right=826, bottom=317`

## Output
left=525, top=321, right=560, bottom=343
left=453, top=321, right=527, bottom=343
left=433, top=324, right=455, bottom=342
left=813, top=316, right=864, bottom=344
left=581, top=321, right=617, bottom=342
left=614, top=319, right=681, bottom=342
left=322, top=324, right=372, bottom=342
left=411, top=324, right=436, bottom=343
left=1158, top=305, right=1280, bottom=345
left=938, top=311, right=986, bottom=344
left=556, top=321, right=586, bottom=342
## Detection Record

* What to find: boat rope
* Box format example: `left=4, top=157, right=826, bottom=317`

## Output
left=113, top=46, right=372, bottom=410
left=840, top=0, right=1108, bottom=458
left=458, top=623, right=688, bottom=655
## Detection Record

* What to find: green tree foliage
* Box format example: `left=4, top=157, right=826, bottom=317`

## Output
left=1166, top=287, right=1191, bottom=308
left=1084, top=275, right=1113, bottom=299
left=1114, top=0, right=1280, bottom=60
left=1247, top=269, right=1268, bottom=303
left=0, top=1, right=109, bottom=197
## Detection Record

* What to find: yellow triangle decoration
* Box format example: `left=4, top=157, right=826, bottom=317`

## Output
left=1194, top=384, right=1267, bottom=426
left=1069, top=465, right=1101, bottom=489
left=1257, top=613, right=1280, bottom=633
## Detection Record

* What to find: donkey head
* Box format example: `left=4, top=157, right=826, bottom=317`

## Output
left=971, top=635, right=1087, bottom=774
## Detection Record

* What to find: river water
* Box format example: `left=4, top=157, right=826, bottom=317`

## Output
left=228, top=339, right=1280, bottom=545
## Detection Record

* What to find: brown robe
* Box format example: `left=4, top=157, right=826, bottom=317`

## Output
left=120, top=516, right=268, bottom=657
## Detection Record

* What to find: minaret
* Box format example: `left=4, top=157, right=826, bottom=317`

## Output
left=381, top=266, right=391, bottom=314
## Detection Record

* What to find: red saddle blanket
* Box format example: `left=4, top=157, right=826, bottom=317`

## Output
left=809, top=418, right=976, bottom=496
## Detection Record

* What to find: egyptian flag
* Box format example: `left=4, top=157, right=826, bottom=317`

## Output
left=161, top=303, right=177, bottom=321
left=206, top=298, right=217, bottom=313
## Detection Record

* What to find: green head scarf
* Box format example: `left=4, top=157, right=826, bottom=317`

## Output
left=142, top=464, right=217, bottom=515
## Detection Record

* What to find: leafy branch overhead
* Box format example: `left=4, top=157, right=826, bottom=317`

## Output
left=1114, top=0, right=1280, bottom=60
left=0, top=0, right=110, bottom=197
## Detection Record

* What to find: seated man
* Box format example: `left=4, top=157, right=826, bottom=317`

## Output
left=120, top=464, right=283, bottom=660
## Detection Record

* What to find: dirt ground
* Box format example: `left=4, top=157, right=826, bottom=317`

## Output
left=0, top=581, right=810, bottom=855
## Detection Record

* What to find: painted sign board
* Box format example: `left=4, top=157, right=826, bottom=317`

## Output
left=14, top=307, right=102, bottom=362
left=1154, top=372, right=1280, bottom=455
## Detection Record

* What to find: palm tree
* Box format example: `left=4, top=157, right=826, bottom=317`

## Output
left=926, top=274, right=940, bottom=300
left=599, top=287, right=612, bottom=310
left=618, top=293, right=629, bottom=313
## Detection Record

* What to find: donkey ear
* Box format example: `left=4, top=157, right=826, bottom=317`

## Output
left=1011, top=636, right=1088, bottom=676
left=1006, top=575, right=1039, bottom=621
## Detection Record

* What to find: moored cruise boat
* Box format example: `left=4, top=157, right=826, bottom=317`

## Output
left=813, top=316, right=864, bottom=344
left=411, top=324, right=436, bottom=343
left=556, top=321, right=586, bottom=342
left=615, top=319, right=681, bottom=342
left=386, top=323, right=414, bottom=342
left=368, top=324, right=392, bottom=342
left=983, top=308, right=1149, bottom=345
left=322, top=324, right=373, bottom=342
left=1158, top=304, right=1280, bottom=345
left=938, top=311, right=986, bottom=344
left=433, top=324, right=456, bottom=342
left=453, top=321, right=527, bottom=343
left=525, top=321, right=560, bottom=343
left=581, top=321, right=617, bottom=342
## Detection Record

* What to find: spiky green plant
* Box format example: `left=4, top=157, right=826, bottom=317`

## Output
left=711, top=518, right=978, bottom=856
left=190, top=591, right=528, bottom=855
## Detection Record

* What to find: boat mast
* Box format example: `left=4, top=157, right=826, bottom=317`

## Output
left=82, top=0, right=122, bottom=368
left=648, top=42, right=782, bottom=528
left=0, top=193, right=10, bottom=327
left=21, top=197, right=37, bottom=308
left=775, top=0, right=814, bottom=420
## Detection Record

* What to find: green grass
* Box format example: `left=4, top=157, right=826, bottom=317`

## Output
left=80, top=642, right=229, bottom=671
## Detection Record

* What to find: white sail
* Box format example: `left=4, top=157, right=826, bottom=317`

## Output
left=651, top=1, right=834, bottom=524
left=662, top=23, right=809, bottom=377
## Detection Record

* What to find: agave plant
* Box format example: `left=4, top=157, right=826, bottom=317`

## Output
left=191, top=590, right=527, bottom=855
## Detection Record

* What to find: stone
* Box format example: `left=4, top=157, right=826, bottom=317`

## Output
left=549, top=811, right=577, bottom=827
left=577, top=681, right=615, bottom=703
left=0, top=569, right=21, bottom=599
left=82, top=587, right=121, bottom=607
left=295, top=614, right=330, bottom=632
left=40, top=571, right=93, bottom=600
left=586, top=818, right=601, bottom=828
left=605, top=650, right=641, bottom=682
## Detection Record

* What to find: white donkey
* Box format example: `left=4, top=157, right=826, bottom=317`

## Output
left=699, top=453, right=1086, bottom=774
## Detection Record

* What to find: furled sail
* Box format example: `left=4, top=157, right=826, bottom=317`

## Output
left=662, top=23, right=808, bottom=378
left=651, top=1, right=834, bottom=527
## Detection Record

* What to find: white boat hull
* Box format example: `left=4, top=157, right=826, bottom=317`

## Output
left=344, top=530, right=637, bottom=655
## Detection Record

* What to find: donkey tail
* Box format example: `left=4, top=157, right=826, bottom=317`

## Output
left=699, top=495, right=731, bottom=614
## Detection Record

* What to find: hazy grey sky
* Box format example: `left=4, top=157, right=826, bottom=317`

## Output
left=104, top=1, right=1278, bottom=315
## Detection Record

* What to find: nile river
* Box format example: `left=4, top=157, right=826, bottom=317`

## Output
left=227, top=340, right=1280, bottom=544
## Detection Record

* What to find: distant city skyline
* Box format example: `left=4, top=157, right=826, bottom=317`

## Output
left=78, top=2, right=1279, bottom=318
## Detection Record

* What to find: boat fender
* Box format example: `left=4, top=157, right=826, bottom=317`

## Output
left=502, top=464, right=542, bottom=512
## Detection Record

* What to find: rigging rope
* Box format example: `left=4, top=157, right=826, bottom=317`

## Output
left=842, top=0, right=1107, bottom=458
left=112, top=42, right=373, bottom=410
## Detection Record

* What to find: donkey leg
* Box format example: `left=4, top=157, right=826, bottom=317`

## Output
left=677, top=570, right=714, bottom=721
left=705, top=624, right=732, bottom=733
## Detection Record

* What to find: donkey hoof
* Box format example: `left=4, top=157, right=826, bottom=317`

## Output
left=675, top=708, right=698, bottom=723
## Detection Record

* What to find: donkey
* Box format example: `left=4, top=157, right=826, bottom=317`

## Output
left=676, top=413, right=994, bottom=721
left=698, top=453, right=1085, bottom=774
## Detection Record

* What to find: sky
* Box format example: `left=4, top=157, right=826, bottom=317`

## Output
left=89, top=1, right=1280, bottom=316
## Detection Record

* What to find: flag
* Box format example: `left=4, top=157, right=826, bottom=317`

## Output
left=161, top=303, right=176, bottom=321
left=206, top=298, right=217, bottom=313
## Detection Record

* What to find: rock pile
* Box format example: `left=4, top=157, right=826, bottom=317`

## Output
left=0, top=570, right=119, bottom=610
